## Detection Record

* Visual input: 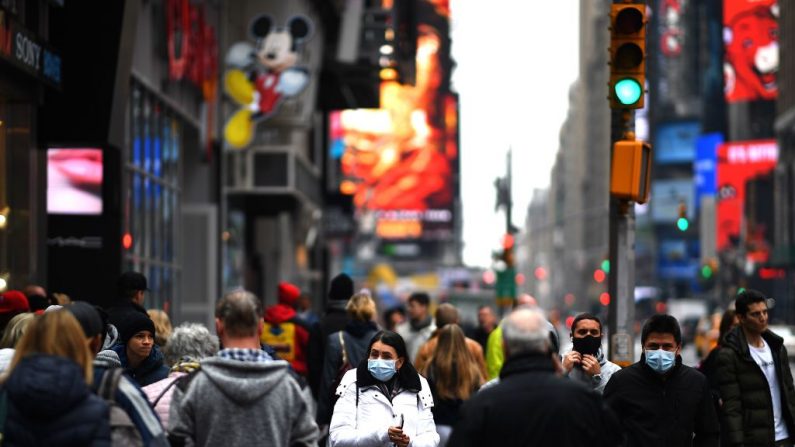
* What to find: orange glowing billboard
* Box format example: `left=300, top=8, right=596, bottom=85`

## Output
left=329, top=6, right=456, bottom=241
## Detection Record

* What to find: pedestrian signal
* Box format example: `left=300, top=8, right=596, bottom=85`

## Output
left=610, top=136, right=652, bottom=203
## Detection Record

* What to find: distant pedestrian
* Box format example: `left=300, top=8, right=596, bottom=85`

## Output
left=261, top=281, right=311, bottom=376
left=308, top=273, right=355, bottom=397
left=112, top=311, right=169, bottom=386
left=603, top=314, right=718, bottom=446
left=468, top=304, right=497, bottom=355
left=561, top=313, right=620, bottom=393
left=716, top=289, right=795, bottom=447
left=0, top=289, right=29, bottom=334
left=419, top=324, right=484, bottom=446
left=698, top=308, right=738, bottom=447
left=395, top=292, right=436, bottom=362
left=1, top=310, right=111, bottom=446
left=449, top=307, right=612, bottom=447
left=142, top=322, right=218, bottom=428
left=383, top=306, right=406, bottom=331
left=414, top=303, right=487, bottom=380
left=147, top=309, right=173, bottom=347
left=317, top=293, right=380, bottom=427
left=106, top=271, right=149, bottom=330
left=168, top=289, right=319, bottom=446
left=329, top=330, right=439, bottom=447
left=296, top=292, right=320, bottom=326
left=0, top=312, right=35, bottom=372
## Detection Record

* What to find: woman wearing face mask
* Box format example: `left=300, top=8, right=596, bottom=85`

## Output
left=329, top=330, right=440, bottom=447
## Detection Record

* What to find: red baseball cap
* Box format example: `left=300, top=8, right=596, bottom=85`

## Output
left=0, top=290, right=30, bottom=314
left=278, top=282, right=300, bottom=306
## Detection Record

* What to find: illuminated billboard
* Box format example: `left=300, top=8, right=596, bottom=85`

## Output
left=723, top=0, right=778, bottom=103
left=47, top=148, right=103, bottom=215
left=329, top=4, right=456, bottom=241
left=716, top=139, right=777, bottom=251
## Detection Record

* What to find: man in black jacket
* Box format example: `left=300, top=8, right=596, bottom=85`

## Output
left=603, top=314, right=719, bottom=447
left=105, top=271, right=150, bottom=330
left=716, top=289, right=795, bottom=447
left=448, top=307, right=616, bottom=447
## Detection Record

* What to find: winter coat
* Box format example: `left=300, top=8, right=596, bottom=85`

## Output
left=603, top=354, right=719, bottom=447
left=449, top=352, right=614, bottom=447
left=112, top=343, right=170, bottom=387
left=414, top=330, right=488, bottom=381
left=142, top=372, right=186, bottom=428
left=329, top=361, right=439, bottom=447
left=93, top=361, right=169, bottom=447
left=396, top=317, right=436, bottom=363
left=565, top=349, right=622, bottom=393
left=308, top=301, right=350, bottom=397
left=3, top=354, right=111, bottom=446
left=262, top=303, right=310, bottom=376
left=716, top=326, right=795, bottom=446
left=317, top=320, right=379, bottom=424
left=168, top=356, right=319, bottom=447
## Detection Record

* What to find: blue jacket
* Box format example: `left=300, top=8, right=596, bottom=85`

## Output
left=92, top=360, right=170, bottom=447
left=3, top=354, right=111, bottom=446
left=112, top=343, right=170, bottom=387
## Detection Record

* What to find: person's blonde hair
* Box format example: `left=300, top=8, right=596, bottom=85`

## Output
left=147, top=309, right=173, bottom=347
left=346, top=293, right=376, bottom=322
left=421, top=324, right=482, bottom=400
left=0, top=312, right=35, bottom=349
left=8, top=310, right=93, bottom=384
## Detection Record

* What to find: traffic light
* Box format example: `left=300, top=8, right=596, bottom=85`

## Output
left=698, top=258, right=718, bottom=290
left=609, top=3, right=646, bottom=109
left=610, top=135, right=652, bottom=203
left=677, top=201, right=689, bottom=231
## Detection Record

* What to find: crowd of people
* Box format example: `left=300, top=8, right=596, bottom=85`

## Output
left=0, top=271, right=793, bottom=447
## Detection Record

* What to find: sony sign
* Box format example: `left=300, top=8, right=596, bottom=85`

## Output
left=14, top=29, right=40, bottom=71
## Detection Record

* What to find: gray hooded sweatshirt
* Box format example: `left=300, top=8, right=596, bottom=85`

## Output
left=168, top=356, right=319, bottom=447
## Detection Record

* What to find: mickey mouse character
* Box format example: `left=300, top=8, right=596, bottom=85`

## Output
left=224, top=15, right=314, bottom=148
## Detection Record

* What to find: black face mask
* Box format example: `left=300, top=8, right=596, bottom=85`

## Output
left=572, top=335, right=601, bottom=356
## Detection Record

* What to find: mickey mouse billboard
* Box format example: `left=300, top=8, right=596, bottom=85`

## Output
left=723, top=0, right=779, bottom=103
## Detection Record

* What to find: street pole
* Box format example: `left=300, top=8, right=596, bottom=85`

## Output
left=607, top=109, right=636, bottom=367
left=506, top=148, right=513, bottom=234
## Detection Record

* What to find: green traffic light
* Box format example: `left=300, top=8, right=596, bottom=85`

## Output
left=601, top=259, right=610, bottom=274
left=701, top=265, right=713, bottom=279
left=676, top=217, right=689, bottom=231
left=614, top=78, right=643, bottom=105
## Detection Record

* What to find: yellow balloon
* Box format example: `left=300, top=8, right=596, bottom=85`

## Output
left=224, top=109, right=254, bottom=149
left=224, top=69, right=254, bottom=105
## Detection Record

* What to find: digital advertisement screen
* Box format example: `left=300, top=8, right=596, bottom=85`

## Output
left=716, top=139, right=777, bottom=250
left=47, top=148, right=103, bottom=215
left=328, top=7, right=457, bottom=241
left=650, top=179, right=695, bottom=223
left=723, top=0, right=778, bottom=103
left=655, top=121, right=701, bottom=164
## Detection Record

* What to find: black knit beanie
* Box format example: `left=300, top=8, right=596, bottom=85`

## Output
left=328, top=273, right=354, bottom=301
left=116, top=311, right=156, bottom=344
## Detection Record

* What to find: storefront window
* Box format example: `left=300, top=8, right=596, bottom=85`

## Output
left=124, top=81, right=181, bottom=311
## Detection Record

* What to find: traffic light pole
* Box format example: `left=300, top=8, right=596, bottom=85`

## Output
left=607, top=109, right=636, bottom=367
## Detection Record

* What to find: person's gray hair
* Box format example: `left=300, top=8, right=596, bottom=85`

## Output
left=163, top=322, right=220, bottom=366
left=215, top=289, right=262, bottom=337
left=502, top=307, right=550, bottom=357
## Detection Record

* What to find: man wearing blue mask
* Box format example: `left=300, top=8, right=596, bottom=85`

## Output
left=603, top=314, right=719, bottom=447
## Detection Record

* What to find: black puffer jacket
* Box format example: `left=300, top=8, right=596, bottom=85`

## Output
left=603, top=355, right=718, bottom=447
left=716, top=326, right=795, bottom=446
left=3, top=354, right=111, bottom=446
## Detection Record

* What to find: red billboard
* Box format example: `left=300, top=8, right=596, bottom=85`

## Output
left=723, top=0, right=779, bottom=103
left=716, top=140, right=777, bottom=251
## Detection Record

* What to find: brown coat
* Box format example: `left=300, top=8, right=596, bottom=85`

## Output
left=414, top=331, right=488, bottom=381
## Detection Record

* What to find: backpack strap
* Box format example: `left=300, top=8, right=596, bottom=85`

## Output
left=150, top=376, right=181, bottom=408
left=98, top=368, right=124, bottom=403
left=338, top=331, right=349, bottom=366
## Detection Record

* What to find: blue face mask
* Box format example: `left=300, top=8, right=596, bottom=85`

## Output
left=368, top=359, right=397, bottom=382
left=645, top=349, right=676, bottom=374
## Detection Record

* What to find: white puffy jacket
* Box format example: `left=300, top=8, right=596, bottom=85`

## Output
left=329, top=367, right=440, bottom=447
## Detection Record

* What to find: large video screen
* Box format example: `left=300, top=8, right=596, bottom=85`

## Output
left=723, top=0, right=778, bottom=103
left=329, top=5, right=456, bottom=241
left=47, top=148, right=103, bottom=215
